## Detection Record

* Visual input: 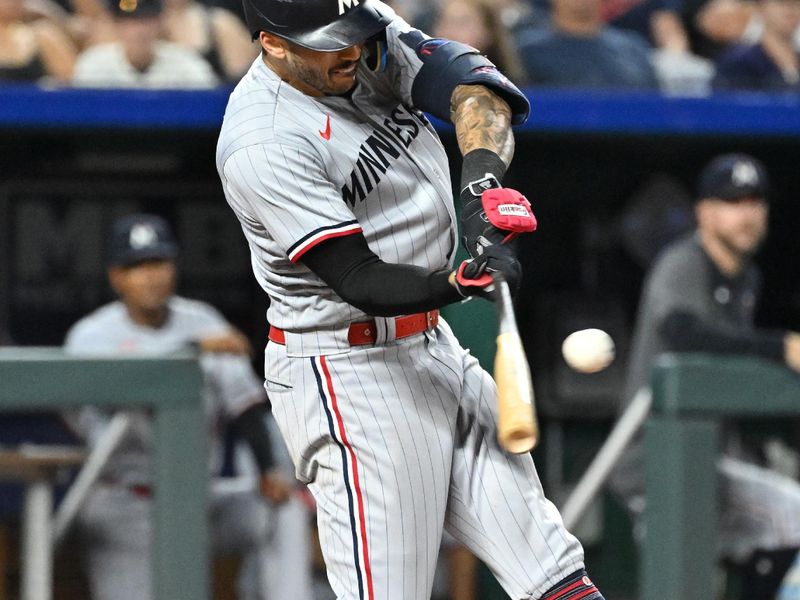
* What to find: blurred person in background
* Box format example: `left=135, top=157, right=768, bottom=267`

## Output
left=516, top=0, right=659, bottom=88
left=526, top=0, right=689, bottom=49
left=494, top=0, right=545, bottom=33
left=415, top=0, right=543, bottom=35
left=161, top=0, right=256, bottom=82
left=601, top=0, right=715, bottom=93
left=0, top=0, right=76, bottom=82
left=433, top=535, right=479, bottom=600
left=72, top=0, right=217, bottom=88
left=432, top=0, right=528, bottom=83
left=63, top=0, right=117, bottom=51
left=694, top=0, right=761, bottom=55
left=695, top=0, right=800, bottom=58
left=712, top=0, right=800, bottom=90
left=381, top=0, right=419, bottom=22
left=64, top=214, right=307, bottom=600
left=22, top=0, right=118, bottom=51
left=609, top=154, right=800, bottom=600
left=15, top=0, right=117, bottom=53
left=603, top=0, right=690, bottom=51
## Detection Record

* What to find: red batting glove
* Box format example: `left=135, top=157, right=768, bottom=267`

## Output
left=480, top=187, right=537, bottom=243
left=451, top=259, right=496, bottom=301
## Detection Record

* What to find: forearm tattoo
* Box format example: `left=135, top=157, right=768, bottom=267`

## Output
left=450, top=84, right=514, bottom=166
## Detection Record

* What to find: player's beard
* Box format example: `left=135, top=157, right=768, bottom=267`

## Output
left=717, top=222, right=766, bottom=259
left=287, top=53, right=359, bottom=96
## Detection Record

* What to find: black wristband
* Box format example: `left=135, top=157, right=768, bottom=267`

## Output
left=460, top=149, right=508, bottom=191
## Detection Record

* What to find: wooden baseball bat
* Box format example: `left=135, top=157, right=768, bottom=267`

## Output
left=492, top=276, right=539, bottom=453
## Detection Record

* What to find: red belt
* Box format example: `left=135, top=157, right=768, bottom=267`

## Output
left=269, top=310, right=439, bottom=346
left=129, top=485, right=152, bottom=498
left=104, top=479, right=152, bottom=498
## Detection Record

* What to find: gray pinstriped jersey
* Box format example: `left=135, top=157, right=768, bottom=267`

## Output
left=216, top=9, right=457, bottom=339
left=64, top=297, right=264, bottom=486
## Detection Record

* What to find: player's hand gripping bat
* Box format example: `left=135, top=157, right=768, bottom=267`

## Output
left=491, top=274, right=539, bottom=454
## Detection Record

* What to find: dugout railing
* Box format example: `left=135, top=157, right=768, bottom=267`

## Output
left=0, top=348, right=208, bottom=600
left=643, top=353, right=800, bottom=600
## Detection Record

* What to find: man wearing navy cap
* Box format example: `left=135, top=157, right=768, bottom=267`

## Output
left=609, top=154, right=800, bottom=599
left=64, top=214, right=314, bottom=600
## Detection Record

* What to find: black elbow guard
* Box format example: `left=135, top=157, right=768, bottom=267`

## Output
left=403, top=34, right=530, bottom=125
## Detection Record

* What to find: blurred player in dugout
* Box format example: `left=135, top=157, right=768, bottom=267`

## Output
left=610, top=154, right=800, bottom=599
left=63, top=214, right=315, bottom=600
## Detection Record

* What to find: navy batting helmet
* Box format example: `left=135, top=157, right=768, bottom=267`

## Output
left=243, top=0, right=393, bottom=51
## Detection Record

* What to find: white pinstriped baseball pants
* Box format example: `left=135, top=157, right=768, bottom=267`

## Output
left=718, top=456, right=800, bottom=562
left=78, top=485, right=274, bottom=600
left=611, top=411, right=800, bottom=564
left=265, top=319, right=584, bottom=600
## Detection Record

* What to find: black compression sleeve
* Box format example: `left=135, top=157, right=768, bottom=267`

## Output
left=659, top=311, right=785, bottom=360
left=460, top=149, right=508, bottom=190
left=301, top=234, right=462, bottom=316
left=230, top=402, right=274, bottom=472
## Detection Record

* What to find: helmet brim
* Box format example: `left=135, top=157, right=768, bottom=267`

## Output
left=286, top=1, right=394, bottom=51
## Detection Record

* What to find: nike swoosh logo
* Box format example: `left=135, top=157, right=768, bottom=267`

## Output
left=319, top=115, right=331, bottom=140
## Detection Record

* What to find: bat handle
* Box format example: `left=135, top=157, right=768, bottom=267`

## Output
left=490, top=274, right=517, bottom=335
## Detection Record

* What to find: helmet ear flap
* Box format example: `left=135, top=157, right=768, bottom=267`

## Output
left=242, top=0, right=268, bottom=41
left=362, top=30, right=388, bottom=72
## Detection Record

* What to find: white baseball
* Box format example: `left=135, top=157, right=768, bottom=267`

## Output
left=561, top=328, right=615, bottom=373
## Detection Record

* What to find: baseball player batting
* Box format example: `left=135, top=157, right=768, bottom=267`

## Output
left=216, top=1, right=604, bottom=598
